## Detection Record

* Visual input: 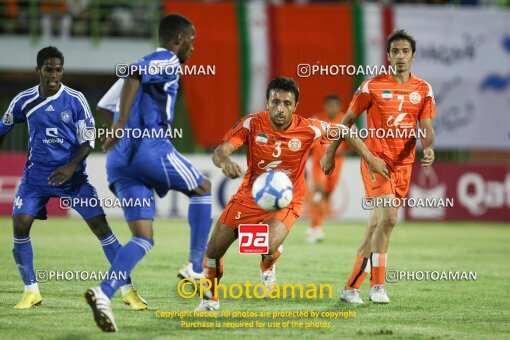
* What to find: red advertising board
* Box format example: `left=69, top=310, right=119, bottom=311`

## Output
left=405, top=163, right=510, bottom=222
left=0, top=152, right=67, bottom=217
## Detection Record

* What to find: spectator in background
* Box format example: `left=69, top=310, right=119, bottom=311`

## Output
left=40, top=0, right=71, bottom=40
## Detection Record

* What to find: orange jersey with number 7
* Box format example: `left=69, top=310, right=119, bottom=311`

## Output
left=222, top=111, right=330, bottom=208
left=349, top=74, right=436, bottom=169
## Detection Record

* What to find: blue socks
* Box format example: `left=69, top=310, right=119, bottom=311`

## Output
left=100, top=237, right=153, bottom=299
left=99, top=232, right=132, bottom=285
left=188, top=193, right=213, bottom=273
left=13, top=235, right=36, bottom=285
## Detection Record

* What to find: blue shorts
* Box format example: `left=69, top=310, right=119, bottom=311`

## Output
left=13, top=179, right=105, bottom=220
left=107, top=139, right=205, bottom=221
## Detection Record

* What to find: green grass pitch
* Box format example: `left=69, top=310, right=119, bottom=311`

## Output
left=0, top=217, right=509, bottom=339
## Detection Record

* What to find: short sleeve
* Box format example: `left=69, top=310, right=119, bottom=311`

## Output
left=222, top=115, right=253, bottom=150
left=0, top=96, right=25, bottom=136
left=97, top=78, right=123, bottom=113
left=132, top=54, right=180, bottom=84
left=74, top=92, right=96, bottom=148
left=419, top=83, right=436, bottom=120
left=307, top=119, right=331, bottom=147
left=349, top=81, right=372, bottom=115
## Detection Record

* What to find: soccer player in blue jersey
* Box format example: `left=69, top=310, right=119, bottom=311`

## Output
left=97, top=80, right=208, bottom=282
left=84, top=14, right=212, bottom=332
left=0, top=46, right=147, bottom=310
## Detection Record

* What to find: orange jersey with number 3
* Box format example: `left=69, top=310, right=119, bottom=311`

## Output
left=223, top=111, right=329, bottom=207
left=349, top=74, right=436, bottom=169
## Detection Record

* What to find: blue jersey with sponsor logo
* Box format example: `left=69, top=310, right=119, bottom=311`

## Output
left=108, top=48, right=180, bottom=167
left=0, top=84, right=95, bottom=186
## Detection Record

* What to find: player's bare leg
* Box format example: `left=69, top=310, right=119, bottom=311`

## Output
left=12, top=214, right=42, bottom=309
left=85, top=219, right=154, bottom=332
left=368, top=196, right=399, bottom=304
left=197, top=221, right=237, bottom=311
left=259, top=218, right=289, bottom=291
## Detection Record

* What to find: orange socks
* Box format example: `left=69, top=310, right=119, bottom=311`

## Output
left=203, top=257, right=223, bottom=300
left=370, top=253, right=387, bottom=287
left=345, top=255, right=371, bottom=289
left=260, top=249, right=282, bottom=271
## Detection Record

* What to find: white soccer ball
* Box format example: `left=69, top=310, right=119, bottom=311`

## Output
left=252, top=171, right=294, bottom=211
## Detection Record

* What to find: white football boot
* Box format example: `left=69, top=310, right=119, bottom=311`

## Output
left=178, top=262, right=205, bottom=281
left=84, top=287, right=118, bottom=332
left=340, top=289, right=364, bottom=304
left=195, top=299, right=220, bottom=311
left=369, top=285, right=390, bottom=304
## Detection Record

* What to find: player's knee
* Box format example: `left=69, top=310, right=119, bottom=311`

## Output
left=205, top=245, right=221, bottom=259
left=190, top=178, right=211, bottom=196
left=12, top=215, right=33, bottom=236
left=380, top=214, right=397, bottom=231
left=86, top=216, right=111, bottom=237
left=200, top=178, right=211, bottom=193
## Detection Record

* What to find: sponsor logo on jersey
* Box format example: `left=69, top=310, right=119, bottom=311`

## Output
left=258, top=160, right=282, bottom=170
left=386, top=112, right=414, bottom=129
left=255, top=133, right=268, bottom=145
left=2, top=112, right=13, bottom=126
left=288, top=138, right=302, bottom=151
left=257, top=160, right=292, bottom=175
left=45, top=105, right=55, bottom=112
left=409, top=91, right=422, bottom=104
left=43, top=127, right=64, bottom=144
left=381, top=90, right=393, bottom=101
left=61, top=111, right=71, bottom=123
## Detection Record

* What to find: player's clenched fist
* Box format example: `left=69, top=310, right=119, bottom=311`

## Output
left=220, top=159, right=242, bottom=179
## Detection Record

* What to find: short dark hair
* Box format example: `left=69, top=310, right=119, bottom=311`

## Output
left=159, top=14, right=193, bottom=43
left=36, top=46, right=64, bottom=68
left=386, top=29, right=416, bottom=54
left=324, top=94, right=341, bottom=103
left=266, top=77, right=300, bottom=103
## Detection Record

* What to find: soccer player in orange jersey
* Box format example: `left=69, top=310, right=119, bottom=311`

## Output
left=196, top=77, right=389, bottom=311
left=306, top=94, right=349, bottom=243
left=322, top=30, right=436, bottom=304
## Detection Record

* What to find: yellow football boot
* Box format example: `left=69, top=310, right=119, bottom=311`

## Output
left=14, top=291, right=43, bottom=309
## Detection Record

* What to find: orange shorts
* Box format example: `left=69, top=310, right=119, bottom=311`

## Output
left=360, top=159, right=412, bottom=199
left=312, top=157, right=343, bottom=193
left=219, top=198, right=302, bottom=230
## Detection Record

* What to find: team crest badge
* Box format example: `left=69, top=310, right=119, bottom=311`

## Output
left=381, top=90, right=393, bottom=101
left=288, top=138, right=301, bottom=151
left=255, top=133, right=268, bottom=145
left=61, top=111, right=71, bottom=123
left=409, top=92, right=421, bottom=104
left=2, top=112, right=13, bottom=126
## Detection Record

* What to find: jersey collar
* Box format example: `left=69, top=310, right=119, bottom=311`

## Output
left=38, top=83, right=65, bottom=100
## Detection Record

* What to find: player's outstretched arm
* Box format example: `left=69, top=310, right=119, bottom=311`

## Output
left=212, top=141, right=242, bottom=179
left=419, top=118, right=435, bottom=167
left=102, top=76, right=140, bottom=152
left=321, top=110, right=357, bottom=175
left=48, top=143, right=93, bottom=185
